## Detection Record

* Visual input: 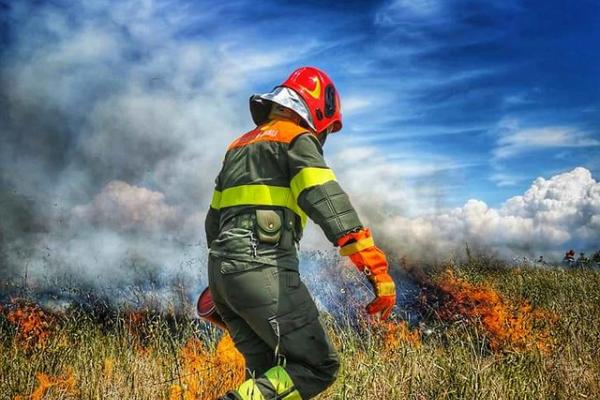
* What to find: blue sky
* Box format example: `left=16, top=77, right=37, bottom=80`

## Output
left=178, top=0, right=600, bottom=208
left=1, top=0, right=599, bottom=212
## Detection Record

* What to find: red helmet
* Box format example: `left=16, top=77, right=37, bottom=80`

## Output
left=249, top=66, right=342, bottom=135
left=281, top=67, right=342, bottom=134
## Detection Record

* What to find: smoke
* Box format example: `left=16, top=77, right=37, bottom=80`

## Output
left=0, top=0, right=255, bottom=307
left=72, top=181, right=179, bottom=234
left=1, top=1, right=598, bottom=312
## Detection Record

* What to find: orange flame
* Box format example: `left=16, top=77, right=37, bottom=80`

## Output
left=122, top=310, right=154, bottom=354
left=169, top=334, right=245, bottom=400
left=378, top=320, right=422, bottom=349
left=435, top=271, right=556, bottom=352
left=14, top=369, right=77, bottom=400
left=4, top=301, right=52, bottom=350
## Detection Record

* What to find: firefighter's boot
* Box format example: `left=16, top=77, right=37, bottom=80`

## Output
left=220, top=366, right=301, bottom=400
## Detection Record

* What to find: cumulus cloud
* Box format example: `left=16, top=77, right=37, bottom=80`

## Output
left=369, top=167, right=600, bottom=262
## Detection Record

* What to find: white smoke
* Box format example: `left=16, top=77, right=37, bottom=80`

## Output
left=72, top=181, right=179, bottom=233
left=2, top=1, right=599, bottom=310
left=0, top=0, right=308, bottom=306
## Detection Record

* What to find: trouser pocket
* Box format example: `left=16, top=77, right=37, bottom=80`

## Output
left=268, top=300, right=319, bottom=337
left=220, top=259, right=277, bottom=309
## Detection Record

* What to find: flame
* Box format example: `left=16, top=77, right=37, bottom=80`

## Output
left=14, top=370, right=77, bottom=400
left=123, top=310, right=154, bottom=354
left=4, top=300, right=52, bottom=350
left=169, top=334, right=245, bottom=400
left=378, top=320, right=422, bottom=349
left=434, top=271, right=556, bottom=352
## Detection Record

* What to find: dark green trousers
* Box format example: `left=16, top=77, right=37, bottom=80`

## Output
left=208, top=254, right=340, bottom=399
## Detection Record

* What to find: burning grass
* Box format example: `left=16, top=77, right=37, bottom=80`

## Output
left=1, top=300, right=53, bottom=350
left=14, top=370, right=77, bottom=400
left=1, top=262, right=600, bottom=399
left=428, top=271, right=557, bottom=352
left=369, top=320, right=422, bottom=350
left=168, top=334, right=245, bottom=400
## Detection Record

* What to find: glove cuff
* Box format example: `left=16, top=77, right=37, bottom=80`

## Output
left=337, top=228, right=388, bottom=276
left=337, top=228, right=372, bottom=255
left=339, top=236, right=375, bottom=256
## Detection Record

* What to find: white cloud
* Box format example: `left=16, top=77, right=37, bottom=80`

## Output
left=304, top=160, right=599, bottom=262
left=494, top=126, right=600, bottom=159
left=490, top=172, right=523, bottom=187
left=341, top=96, right=374, bottom=116
left=372, top=167, right=600, bottom=261
left=375, top=0, right=441, bottom=26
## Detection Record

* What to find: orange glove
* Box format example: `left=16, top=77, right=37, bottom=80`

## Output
left=337, top=228, right=396, bottom=320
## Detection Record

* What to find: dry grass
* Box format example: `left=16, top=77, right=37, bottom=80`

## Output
left=1, top=262, right=599, bottom=400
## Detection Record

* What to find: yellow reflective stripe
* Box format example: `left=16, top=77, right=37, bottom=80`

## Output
left=218, top=185, right=291, bottom=208
left=376, top=281, right=396, bottom=296
left=264, top=366, right=302, bottom=400
left=236, top=378, right=266, bottom=400
left=210, top=190, right=221, bottom=209
left=339, top=237, right=375, bottom=256
left=211, top=185, right=308, bottom=228
left=290, top=167, right=336, bottom=199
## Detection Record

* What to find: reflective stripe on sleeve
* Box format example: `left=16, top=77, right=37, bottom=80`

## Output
left=290, top=167, right=336, bottom=199
left=210, top=185, right=308, bottom=228
left=210, top=190, right=222, bottom=209
left=339, top=236, right=375, bottom=256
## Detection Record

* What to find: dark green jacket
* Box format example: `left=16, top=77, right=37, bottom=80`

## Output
left=205, top=119, right=362, bottom=268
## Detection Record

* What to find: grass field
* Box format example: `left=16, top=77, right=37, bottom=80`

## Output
left=2, top=260, right=600, bottom=400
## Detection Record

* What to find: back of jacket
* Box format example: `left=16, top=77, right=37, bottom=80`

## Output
left=206, top=118, right=363, bottom=269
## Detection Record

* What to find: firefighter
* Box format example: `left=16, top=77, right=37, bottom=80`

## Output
left=205, top=67, right=397, bottom=399
left=565, top=249, right=575, bottom=261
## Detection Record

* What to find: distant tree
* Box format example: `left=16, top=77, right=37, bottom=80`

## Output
left=593, top=250, right=600, bottom=263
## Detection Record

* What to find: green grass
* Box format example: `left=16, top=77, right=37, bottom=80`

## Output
left=2, top=262, right=600, bottom=400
